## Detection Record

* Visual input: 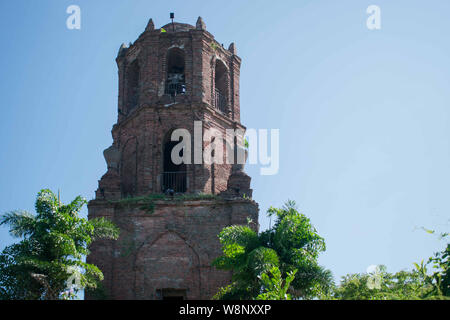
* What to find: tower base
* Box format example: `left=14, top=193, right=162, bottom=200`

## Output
left=86, top=195, right=258, bottom=300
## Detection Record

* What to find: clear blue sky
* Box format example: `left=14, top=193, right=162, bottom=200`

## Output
left=0, top=0, right=449, bottom=284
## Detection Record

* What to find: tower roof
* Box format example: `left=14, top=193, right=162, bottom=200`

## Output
left=160, top=22, right=195, bottom=32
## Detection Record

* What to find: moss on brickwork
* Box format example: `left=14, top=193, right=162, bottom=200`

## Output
left=119, top=235, right=137, bottom=257
left=170, top=193, right=219, bottom=202
left=108, top=193, right=219, bottom=214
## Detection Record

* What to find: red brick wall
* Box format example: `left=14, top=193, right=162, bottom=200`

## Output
left=87, top=198, right=259, bottom=300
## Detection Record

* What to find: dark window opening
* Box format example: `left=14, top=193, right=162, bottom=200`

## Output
left=165, top=48, right=186, bottom=96
left=157, top=289, right=187, bottom=300
left=163, top=296, right=184, bottom=300
left=162, top=139, right=187, bottom=193
left=126, top=60, right=140, bottom=113
left=214, top=60, right=228, bottom=113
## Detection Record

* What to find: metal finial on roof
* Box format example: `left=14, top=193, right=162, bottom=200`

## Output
left=170, top=13, right=175, bottom=32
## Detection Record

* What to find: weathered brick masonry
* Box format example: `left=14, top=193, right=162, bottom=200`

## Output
left=87, top=17, right=259, bottom=300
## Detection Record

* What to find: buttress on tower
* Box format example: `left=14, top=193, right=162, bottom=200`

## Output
left=87, top=16, right=259, bottom=300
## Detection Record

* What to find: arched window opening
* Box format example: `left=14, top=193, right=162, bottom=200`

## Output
left=214, top=60, right=228, bottom=113
left=162, top=134, right=187, bottom=193
left=126, top=60, right=140, bottom=113
left=165, top=48, right=186, bottom=96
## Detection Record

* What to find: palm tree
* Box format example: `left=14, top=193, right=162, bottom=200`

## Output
left=0, top=189, right=119, bottom=300
left=213, top=200, right=333, bottom=300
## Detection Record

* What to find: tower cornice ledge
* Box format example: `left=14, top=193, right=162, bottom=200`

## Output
left=113, top=101, right=244, bottom=133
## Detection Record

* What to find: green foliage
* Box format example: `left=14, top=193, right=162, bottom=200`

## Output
left=111, top=193, right=218, bottom=215
left=112, top=194, right=165, bottom=214
left=210, top=42, right=219, bottom=51
left=0, top=189, right=120, bottom=300
left=213, top=200, right=332, bottom=300
left=84, top=281, right=109, bottom=300
left=256, top=267, right=297, bottom=300
left=330, top=231, right=449, bottom=300
left=417, top=231, right=449, bottom=297
left=330, top=266, right=433, bottom=300
left=119, top=235, right=137, bottom=258
left=172, top=193, right=219, bottom=202
left=329, top=266, right=422, bottom=300
left=242, top=194, right=251, bottom=200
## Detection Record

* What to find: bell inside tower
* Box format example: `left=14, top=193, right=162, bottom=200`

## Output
left=165, top=47, right=186, bottom=96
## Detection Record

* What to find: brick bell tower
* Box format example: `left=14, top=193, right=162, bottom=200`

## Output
left=87, top=16, right=259, bottom=300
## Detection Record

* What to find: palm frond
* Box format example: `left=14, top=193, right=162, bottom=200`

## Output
left=0, top=211, right=36, bottom=238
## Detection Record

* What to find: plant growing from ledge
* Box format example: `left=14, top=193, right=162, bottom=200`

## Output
left=110, top=193, right=219, bottom=215
left=244, top=138, right=249, bottom=149
left=210, top=42, right=219, bottom=51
